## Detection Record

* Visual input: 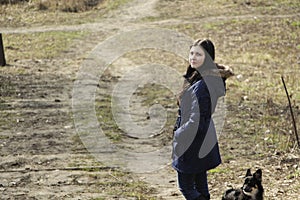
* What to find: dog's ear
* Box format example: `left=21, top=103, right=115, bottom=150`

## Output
left=253, top=169, right=262, bottom=182
left=245, top=169, right=252, bottom=177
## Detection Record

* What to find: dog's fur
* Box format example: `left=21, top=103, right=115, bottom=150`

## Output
left=222, top=169, right=264, bottom=200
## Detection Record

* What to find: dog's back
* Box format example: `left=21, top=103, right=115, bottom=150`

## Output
left=222, top=188, right=244, bottom=200
left=222, top=169, right=264, bottom=200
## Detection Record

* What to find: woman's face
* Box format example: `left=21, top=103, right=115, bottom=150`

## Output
left=189, top=45, right=205, bottom=69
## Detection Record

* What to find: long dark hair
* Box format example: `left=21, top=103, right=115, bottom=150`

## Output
left=177, top=39, right=216, bottom=105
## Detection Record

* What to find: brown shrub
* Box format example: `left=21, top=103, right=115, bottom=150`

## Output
left=1, top=0, right=103, bottom=12
left=42, top=0, right=104, bottom=12
left=0, top=0, right=29, bottom=4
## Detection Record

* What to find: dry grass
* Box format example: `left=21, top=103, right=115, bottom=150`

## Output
left=0, top=0, right=130, bottom=27
left=155, top=0, right=300, bottom=18
left=151, top=0, right=300, bottom=151
left=146, top=1, right=300, bottom=198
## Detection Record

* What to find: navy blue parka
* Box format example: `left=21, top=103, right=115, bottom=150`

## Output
left=172, top=60, right=226, bottom=174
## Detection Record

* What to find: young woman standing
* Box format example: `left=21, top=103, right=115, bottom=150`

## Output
left=172, top=39, right=233, bottom=200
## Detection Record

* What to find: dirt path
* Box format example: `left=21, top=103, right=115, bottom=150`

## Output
left=2, top=13, right=298, bottom=34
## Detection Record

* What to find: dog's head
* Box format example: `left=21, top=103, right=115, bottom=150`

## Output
left=242, top=169, right=263, bottom=199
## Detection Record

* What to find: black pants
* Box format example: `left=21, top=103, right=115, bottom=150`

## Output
left=177, top=171, right=210, bottom=200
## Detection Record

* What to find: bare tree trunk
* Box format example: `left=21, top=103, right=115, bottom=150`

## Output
left=0, top=33, right=6, bottom=66
left=282, top=76, right=300, bottom=148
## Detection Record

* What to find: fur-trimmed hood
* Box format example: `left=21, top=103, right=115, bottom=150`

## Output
left=201, top=63, right=234, bottom=79
left=216, top=63, right=234, bottom=79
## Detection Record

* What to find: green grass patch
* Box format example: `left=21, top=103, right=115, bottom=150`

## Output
left=95, top=92, right=123, bottom=142
left=291, top=21, right=300, bottom=27
left=134, top=83, right=178, bottom=132
left=221, top=154, right=235, bottom=163
left=3, top=31, right=87, bottom=61
left=0, top=111, right=15, bottom=131
left=287, top=169, right=300, bottom=179
left=209, top=168, right=229, bottom=174
left=104, top=0, right=131, bottom=11
left=91, top=170, right=156, bottom=199
left=0, top=135, right=9, bottom=140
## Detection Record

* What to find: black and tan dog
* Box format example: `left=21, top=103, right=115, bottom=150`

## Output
left=222, top=169, right=264, bottom=200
